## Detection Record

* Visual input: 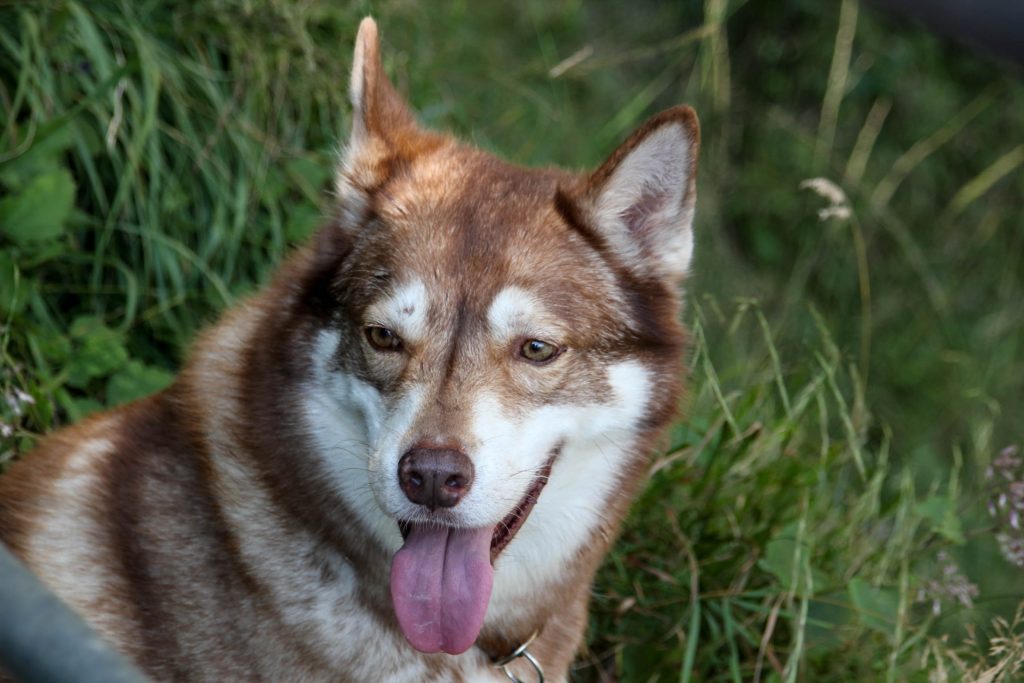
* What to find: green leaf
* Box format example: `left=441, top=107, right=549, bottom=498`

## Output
left=759, top=525, right=830, bottom=597
left=38, top=330, right=72, bottom=364
left=805, top=590, right=855, bottom=653
left=0, top=123, right=73, bottom=189
left=847, top=577, right=899, bottom=638
left=68, top=397, right=105, bottom=421
left=56, top=388, right=103, bottom=422
left=105, top=360, right=174, bottom=406
left=65, top=316, right=128, bottom=388
left=0, top=169, right=76, bottom=244
left=914, top=495, right=965, bottom=545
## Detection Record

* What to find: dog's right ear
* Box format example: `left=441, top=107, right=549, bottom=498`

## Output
left=336, top=17, right=418, bottom=226
left=347, top=17, right=417, bottom=150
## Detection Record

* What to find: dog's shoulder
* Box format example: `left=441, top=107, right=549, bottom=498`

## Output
left=1, top=390, right=205, bottom=561
left=1, top=404, right=130, bottom=556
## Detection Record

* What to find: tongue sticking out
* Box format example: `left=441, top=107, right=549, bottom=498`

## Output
left=390, top=523, right=494, bottom=654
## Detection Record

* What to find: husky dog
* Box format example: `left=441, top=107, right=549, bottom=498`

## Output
left=0, top=17, right=699, bottom=683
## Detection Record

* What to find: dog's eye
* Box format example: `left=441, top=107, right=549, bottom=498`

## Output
left=520, top=339, right=560, bottom=364
left=365, top=326, right=402, bottom=351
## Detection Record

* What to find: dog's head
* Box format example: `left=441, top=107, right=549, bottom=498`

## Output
left=298, top=18, right=698, bottom=655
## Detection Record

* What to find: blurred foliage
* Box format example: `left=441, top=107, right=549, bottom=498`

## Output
left=1, top=0, right=1022, bottom=680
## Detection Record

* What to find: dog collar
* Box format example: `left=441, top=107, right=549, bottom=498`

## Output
left=489, top=629, right=544, bottom=682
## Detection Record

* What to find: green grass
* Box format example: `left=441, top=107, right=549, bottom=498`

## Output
left=2, top=1, right=1023, bottom=680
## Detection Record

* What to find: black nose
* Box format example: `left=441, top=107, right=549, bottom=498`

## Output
left=398, top=447, right=474, bottom=510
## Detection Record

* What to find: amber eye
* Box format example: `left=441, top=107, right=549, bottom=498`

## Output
left=365, top=326, right=402, bottom=351
left=520, top=339, right=560, bottom=363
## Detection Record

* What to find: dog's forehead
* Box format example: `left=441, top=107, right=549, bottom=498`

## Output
left=365, top=148, right=605, bottom=321
left=382, top=148, right=570, bottom=243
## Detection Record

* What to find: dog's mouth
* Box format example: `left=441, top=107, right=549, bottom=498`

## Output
left=397, top=453, right=554, bottom=562
left=390, top=453, right=556, bottom=656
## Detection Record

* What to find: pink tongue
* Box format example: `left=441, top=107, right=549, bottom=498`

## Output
left=390, top=524, right=494, bottom=654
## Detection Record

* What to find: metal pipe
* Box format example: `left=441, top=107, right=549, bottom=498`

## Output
left=867, top=0, right=1024, bottom=65
left=0, top=543, right=152, bottom=683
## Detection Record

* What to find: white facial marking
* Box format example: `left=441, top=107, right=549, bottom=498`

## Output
left=486, top=286, right=562, bottom=345
left=364, top=384, right=429, bottom=537
left=465, top=361, right=653, bottom=616
left=366, top=279, right=429, bottom=346
left=487, top=286, right=538, bottom=338
left=303, top=329, right=428, bottom=553
left=305, top=330, right=389, bottom=548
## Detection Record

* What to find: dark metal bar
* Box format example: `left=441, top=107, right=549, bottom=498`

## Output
left=0, top=543, right=152, bottom=683
left=867, top=0, right=1024, bottom=65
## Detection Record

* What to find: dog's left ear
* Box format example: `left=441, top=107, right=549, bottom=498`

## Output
left=567, top=107, right=700, bottom=283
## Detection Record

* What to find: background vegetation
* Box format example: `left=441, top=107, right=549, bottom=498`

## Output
left=1, top=1, right=1022, bottom=680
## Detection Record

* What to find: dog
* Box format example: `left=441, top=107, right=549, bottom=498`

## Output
left=0, top=17, right=699, bottom=683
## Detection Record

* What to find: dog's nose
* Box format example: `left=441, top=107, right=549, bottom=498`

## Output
left=398, top=447, right=474, bottom=510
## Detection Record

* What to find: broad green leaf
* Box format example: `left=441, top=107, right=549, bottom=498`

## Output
left=106, top=360, right=174, bottom=406
left=57, top=389, right=103, bottom=422
left=0, top=124, right=73, bottom=189
left=67, top=397, right=104, bottom=421
left=914, top=495, right=965, bottom=544
left=38, top=330, right=72, bottom=364
left=0, top=169, right=76, bottom=244
left=805, top=591, right=855, bottom=653
left=65, top=316, right=128, bottom=388
left=847, top=577, right=899, bottom=638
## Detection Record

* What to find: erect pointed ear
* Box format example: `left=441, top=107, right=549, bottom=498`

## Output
left=567, top=106, right=700, bottom=283
left=336, top=17, right=419, bottom=224
left=347, top=17, right=417, bottom=148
